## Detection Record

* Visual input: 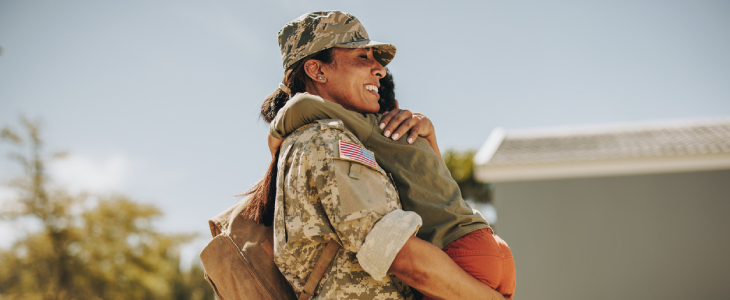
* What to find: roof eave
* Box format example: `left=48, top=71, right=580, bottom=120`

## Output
left=473, top=127, right=505, bottom=165
left=475, top=153, right=730, bottom=182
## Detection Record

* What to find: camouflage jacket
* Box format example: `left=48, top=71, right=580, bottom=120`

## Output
left=273, top=119, right=422, bottom=300
left=270, top=93, right=490, bottom=249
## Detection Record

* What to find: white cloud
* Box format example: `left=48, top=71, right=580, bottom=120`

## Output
left=45, top=152, right=188, bottom=201
left=0, top=185, right=18, bottom=203
left=48, top=153, right=131, bottom=194
left=0, top=222, right=21, bottom=248
left=0, top=217, right=43, bottom=248
left=0, top=185, right=42, bottom=248
left=0, top=151, right=188, bottom=247
left=0, top=226, right=14, bottom=248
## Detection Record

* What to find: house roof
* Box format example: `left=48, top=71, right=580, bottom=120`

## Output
left=474, top=118, right=730, bottom=182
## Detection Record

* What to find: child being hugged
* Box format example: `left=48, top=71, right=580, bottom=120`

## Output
left=269, top=70, right=516, bottom=299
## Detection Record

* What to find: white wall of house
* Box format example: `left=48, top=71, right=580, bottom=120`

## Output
left=493, top=169, right=730, bottom=299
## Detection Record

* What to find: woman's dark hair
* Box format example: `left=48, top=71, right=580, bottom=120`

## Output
left=242, top=48, right=335, bottom=226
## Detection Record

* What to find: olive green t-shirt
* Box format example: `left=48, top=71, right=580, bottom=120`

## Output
left=270, top=93, right=489, bottom=249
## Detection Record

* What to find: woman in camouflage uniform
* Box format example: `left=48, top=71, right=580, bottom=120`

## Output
left=244, top=11, right=510, bottom=300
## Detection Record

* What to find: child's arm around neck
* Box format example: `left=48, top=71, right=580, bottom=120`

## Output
left=269, top=92, right=440, bottom=155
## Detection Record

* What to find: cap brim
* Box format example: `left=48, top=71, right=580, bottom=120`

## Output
left=336, top=40, right=396, bottom=67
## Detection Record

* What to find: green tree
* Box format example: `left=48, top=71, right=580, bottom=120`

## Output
left=0, top=117, right=214, bottom=300
left=443, top=149, right=492, bottom=204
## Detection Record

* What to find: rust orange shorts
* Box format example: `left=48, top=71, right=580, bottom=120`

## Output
left=423, top=228, right=516, bottom=300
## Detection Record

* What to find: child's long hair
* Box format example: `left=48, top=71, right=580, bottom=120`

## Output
left=378, top=69, right=397, bottom=113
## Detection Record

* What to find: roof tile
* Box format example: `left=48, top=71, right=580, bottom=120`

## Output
left=488, top=119, right=730, bottom=166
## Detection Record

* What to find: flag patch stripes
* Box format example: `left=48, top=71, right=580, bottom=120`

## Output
left=339, top=141, right=377, bottom=168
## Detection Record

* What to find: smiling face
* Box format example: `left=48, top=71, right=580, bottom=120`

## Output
left=315, top=48, right=386, bottom=114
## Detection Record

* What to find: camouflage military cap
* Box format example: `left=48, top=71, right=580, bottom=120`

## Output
left=278, top=11, right=396, bottom=70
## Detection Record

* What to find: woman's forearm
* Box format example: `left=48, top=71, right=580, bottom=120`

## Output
left=389, top=236, right=507, bottom=300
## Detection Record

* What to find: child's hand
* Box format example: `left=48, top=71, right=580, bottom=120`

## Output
left=379, top=108, right=440, bottom=156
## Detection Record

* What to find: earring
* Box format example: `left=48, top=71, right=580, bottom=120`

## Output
left=319, top=76, right=325, bottom=82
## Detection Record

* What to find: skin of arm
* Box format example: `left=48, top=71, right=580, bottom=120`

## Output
left=391, top=236, right=509, bottom=300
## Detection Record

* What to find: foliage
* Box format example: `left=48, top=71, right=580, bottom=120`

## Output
left=443, top=149, right=492, bottom=203
left=0, top=117, right=214, bottom=300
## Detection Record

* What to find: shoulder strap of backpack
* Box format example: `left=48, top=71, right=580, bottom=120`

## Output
left=298, top=239, right=340, bottom=300
left=262, top=239, right=340, bottom=300
left=261, top=238, right=340, bottom=300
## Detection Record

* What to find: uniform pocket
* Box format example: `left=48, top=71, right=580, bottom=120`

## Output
left=332, top=159, right=389, bottom=216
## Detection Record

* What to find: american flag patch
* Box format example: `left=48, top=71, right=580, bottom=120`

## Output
left=339, top=141, right=377, bottom=168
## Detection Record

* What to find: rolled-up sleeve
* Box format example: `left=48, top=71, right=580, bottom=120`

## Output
left=357, top=209, right=421, bottom=281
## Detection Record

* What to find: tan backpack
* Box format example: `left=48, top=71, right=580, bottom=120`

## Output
left=200, top=197, right=340, bottom=300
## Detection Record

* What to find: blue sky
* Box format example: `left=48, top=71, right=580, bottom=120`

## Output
left=1, top=0, right=729, bottom=263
